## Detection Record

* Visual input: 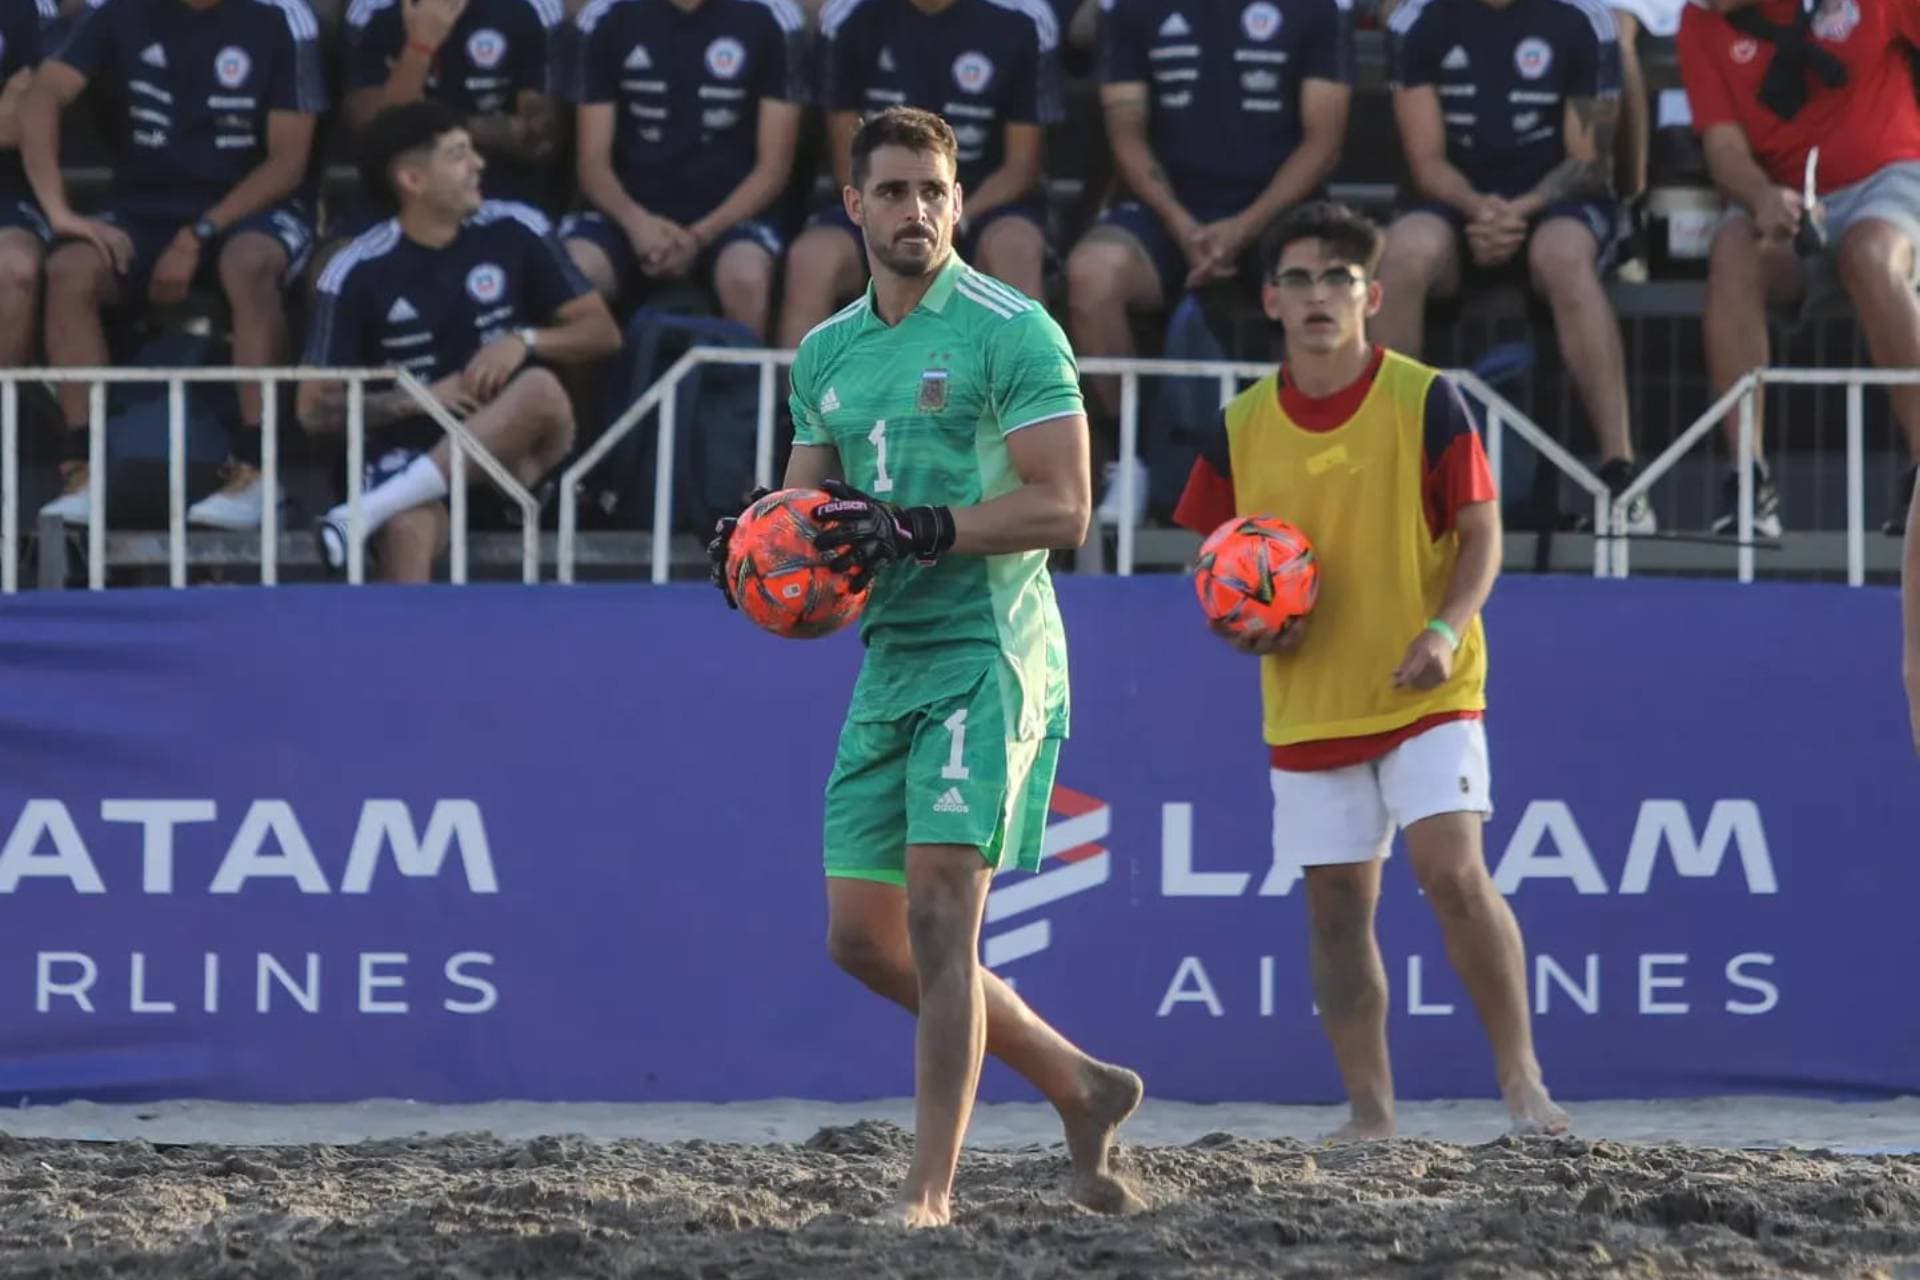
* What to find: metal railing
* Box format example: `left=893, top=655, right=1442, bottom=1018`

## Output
left=0, top=368, right=537, bottom=591
left=1611, top=367, right=1910, bottom=586
left=556, top=348, right=1611, bottom=584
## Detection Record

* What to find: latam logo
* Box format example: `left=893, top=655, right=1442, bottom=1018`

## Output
left=983, top=784, right=1110, bottom=969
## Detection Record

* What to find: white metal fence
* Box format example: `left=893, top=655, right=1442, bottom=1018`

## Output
left=0, top=368, right=539, bottom=591
left=0, top=357, right=1898, bottom=591
left=555, top=347, right=1624, bottom=584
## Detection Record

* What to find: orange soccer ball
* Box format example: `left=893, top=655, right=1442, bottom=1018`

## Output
left=725, top=488, right=867, bottom=639
left=1193, top=515, right=1319, bottom=639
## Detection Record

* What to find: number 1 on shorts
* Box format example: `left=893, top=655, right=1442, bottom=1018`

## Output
left=869, top=419, right=894, bottom=493
left=941, top=708, right=971, bottom=780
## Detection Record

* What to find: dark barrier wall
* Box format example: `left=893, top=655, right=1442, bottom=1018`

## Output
left=0, top=578, right=1912, bottom=1104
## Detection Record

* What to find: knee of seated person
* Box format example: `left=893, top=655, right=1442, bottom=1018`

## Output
left=713, top=243, right=773, bottom=297
left=1380, top=225, right=1449, bottom=285
left=513, top=365, right=570, bottom=416
left=45, top=242, right=107, bottom=298
left=217, top=234, right=287, bottom=292
left=1836, top=222, right=1913, bottom=290
left=0, top=242, right=41, bottom=293
left=1066, top=239, right=1129, bottom=302
left=1527, top=237, right=1596, bottom=293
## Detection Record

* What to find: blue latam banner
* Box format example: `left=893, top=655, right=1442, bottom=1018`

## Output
left=0, top=578, right=1912, bottom=1105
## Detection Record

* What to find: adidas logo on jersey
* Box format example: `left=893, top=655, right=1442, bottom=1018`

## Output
left=386, top=297, right=419, bottom=323
left=624, top=44, right=652, bottom=70
left=819, top=386, right=840, bottom=413
left=933, top=787, right=970, bottom=815
left=140, top=42, right=167, bottom=68
left=1441, top=45, right=1469, bottom=70
left=1158, top=13, right=1191, bottom=36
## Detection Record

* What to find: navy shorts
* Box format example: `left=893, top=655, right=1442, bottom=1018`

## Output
left=1401, top=198, right=1621, bottom=290
left=557, top=210, right=785, bottom=298
left=90, top=202, right=316, bottom=299
left=0, top=196, right=51, bottom=243
left=802, top=197, right=1049, bottom=264
left=1091, top=200, right=1260, bottom=306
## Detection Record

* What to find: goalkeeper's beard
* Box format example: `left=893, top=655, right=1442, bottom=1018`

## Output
left=867, top=225, right=949, bottom=279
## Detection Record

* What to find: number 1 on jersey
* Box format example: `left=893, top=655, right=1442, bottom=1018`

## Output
left=940, top=709, right=971, bottom=780
left=868, top=419, right=894, bottom=493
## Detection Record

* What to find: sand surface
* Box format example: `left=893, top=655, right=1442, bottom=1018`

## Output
left=3, top=1097, right=1917, bottom=1278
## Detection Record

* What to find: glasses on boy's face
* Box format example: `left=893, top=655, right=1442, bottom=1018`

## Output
left=1270, top=266, right=1366, bottom=292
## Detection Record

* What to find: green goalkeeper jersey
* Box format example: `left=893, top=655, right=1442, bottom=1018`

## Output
left=789, top=255, right=1083, bottom=739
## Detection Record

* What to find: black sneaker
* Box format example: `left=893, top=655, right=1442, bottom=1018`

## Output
left=1597, top=458, right=1657, bottom=535
left=1885, top=462, right=1917, bottom=536
left=1711, top=467, right=1783, bottom=539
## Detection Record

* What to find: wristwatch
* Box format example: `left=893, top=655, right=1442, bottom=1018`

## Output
left=515, top=326, right=539, bottom=356
left=189, top=217, right=218, bottom=244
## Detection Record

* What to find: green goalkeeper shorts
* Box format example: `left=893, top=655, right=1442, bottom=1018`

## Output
left=822, top=664, right=1061, bottom=886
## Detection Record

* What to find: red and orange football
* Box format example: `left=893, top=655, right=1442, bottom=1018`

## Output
left=725, top=488, right=867, bottom=639
left=1193, top=515, right=1319, bottom=639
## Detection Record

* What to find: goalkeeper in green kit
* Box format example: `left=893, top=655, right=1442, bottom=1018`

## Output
left=706, top=106, right=1144, bottom=1228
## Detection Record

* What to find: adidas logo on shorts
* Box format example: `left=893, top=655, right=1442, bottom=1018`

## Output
left=933, top=787, right=969, bottom=815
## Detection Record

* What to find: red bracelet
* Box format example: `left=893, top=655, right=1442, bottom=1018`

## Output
left=406, top=38, right=438, bottom=58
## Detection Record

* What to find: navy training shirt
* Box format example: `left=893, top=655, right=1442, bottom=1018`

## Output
left=575, top=0, right=808, bottom=226
left=1098, top=0, right=1353, bottom=219
left=1387, top=0, right=1619, bottom=200
left=346, top=0, right=563, bottom=208
left=819, top=0, right=1061, bottom=194
left=54, top=0, right=327, bottom=221
left=304, top=200, right=593, bottom=385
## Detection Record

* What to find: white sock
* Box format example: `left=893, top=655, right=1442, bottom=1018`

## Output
left=344, top=454, right=450, bottom=536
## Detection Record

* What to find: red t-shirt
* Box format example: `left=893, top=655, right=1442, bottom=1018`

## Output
left=1172, top=346, right=1497, bottom=772
left=1677, top=0, right=1920, bottom=194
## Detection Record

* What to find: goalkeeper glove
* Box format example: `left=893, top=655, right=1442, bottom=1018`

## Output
left=811, top=478, right=956, bottom=585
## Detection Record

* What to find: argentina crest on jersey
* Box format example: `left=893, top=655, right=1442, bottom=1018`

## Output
left=918, top=368, right=949, bottom=412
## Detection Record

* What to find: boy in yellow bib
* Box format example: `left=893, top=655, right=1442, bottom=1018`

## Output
left=1175, top=201, right=1568, bottom=1140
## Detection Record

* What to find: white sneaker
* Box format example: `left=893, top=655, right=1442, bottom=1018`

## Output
left=314, top=506, right=351, bottom=576
left=188, top=467, right=264, bottom=529
left=39, top=464, right=91, bottom=525
left=1095, top=456, right=1150, bottom=527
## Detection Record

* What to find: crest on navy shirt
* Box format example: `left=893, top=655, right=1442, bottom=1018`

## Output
left=706, top=36, right=746, bottom=78
left=1811, top=0, right=1859, bottom=42
left=468, top=28, right=508, bottom=69
left=215, top=45, right=251, bottom=88
left=466, top=263, right=506, bottom=304
left=1241, top=1, right=1281, bottom=41
left=1513, top=37, right=1551, bottom=79
left=918, top=369, right=949, bottom=412
left=953, top=51, right=994, bottom=93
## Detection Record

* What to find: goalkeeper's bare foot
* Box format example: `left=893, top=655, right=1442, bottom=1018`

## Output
left=1061, top=1060, right=1147, bottom=1214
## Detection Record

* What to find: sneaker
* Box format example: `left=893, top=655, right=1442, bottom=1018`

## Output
left=1711, top=467, right=1783, bottom=540
left=314, top=507, right=350, bottom=577
left=1597, top=458, right=1656, bottom=535
left=188, top=463, right=264, bottom=529
left=1887, top=462, right=1918, bottom=536
left=1094, top=456, right=1150, bottom=527
left=38, top=462, right=91, bottom=525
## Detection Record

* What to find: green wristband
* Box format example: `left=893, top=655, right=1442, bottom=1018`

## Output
left=1426, top=618, right=1460, bottom=650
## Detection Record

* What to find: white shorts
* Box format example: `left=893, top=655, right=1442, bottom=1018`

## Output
left=1270, top=718, right=1492, bottom=867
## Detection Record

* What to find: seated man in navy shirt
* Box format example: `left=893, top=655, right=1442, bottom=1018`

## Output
left=774, top=0, right=1060, bottom=350
left=344, top=0, right=564, bottom=214
left=1375, top=0, right=1649, bottom=530
left=1066, top=0, right=1352, bottom=525
left=0, top=0, right=57, bottom=373
left=22, top=0, right=326, bottom=530
left=561, top=0, right=807, bottom=340
left=299, top=101, right=620, bottom=582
